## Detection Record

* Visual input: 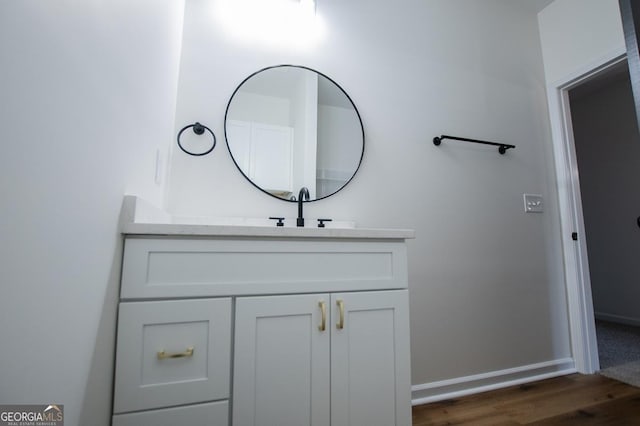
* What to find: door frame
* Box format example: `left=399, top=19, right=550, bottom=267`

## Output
left=546, top=50, right=627, bottom=374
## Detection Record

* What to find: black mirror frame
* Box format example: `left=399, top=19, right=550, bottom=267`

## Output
left=224, top=64, right=365, bottom=203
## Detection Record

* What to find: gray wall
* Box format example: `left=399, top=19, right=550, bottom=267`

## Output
left=570, top=68, right=640, bottom=325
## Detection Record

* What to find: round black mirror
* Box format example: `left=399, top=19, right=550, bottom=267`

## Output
left=225, top=65, right=364, bottom=201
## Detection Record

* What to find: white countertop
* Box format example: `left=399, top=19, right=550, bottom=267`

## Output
left=120, top=196, right=415, bottom=240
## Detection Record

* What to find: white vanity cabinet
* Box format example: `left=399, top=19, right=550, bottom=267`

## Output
left=233, top=290, right=410, bottom=426
left=112, top=230, right=412, bottom=426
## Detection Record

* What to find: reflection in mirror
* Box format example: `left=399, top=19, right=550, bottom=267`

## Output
left=225, top=65, right=364, bottom=201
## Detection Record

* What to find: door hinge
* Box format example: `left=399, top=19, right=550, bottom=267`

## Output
left=572, top=232, right=578, bottom=241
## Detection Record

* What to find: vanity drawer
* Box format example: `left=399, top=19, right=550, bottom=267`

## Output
left=113, top=298, right=231, bottom=413
left=112, top=400, right=229, bottom=426
left=121, top=237, right=408, bottom=298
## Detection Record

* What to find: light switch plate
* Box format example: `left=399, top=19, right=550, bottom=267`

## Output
left=524, top=194, right=543, bottom=213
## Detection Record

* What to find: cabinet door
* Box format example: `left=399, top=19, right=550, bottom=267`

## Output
left=250, top=123, right=294, bottom=193
left=226, top=120, right=294, bottom=194
left=330, top=290, right=411, bottom=426
left=233, top=294, right=330, bottom=426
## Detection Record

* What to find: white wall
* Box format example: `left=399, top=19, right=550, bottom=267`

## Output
left=569, top=70, right=640, bottom=324
left=538, top=0, right=626, bottom=84
left=169, top=0, right=571, bottom=393
left=228, top=92, right=291, bottom=125
left=0, top=1, right=184, bottom=425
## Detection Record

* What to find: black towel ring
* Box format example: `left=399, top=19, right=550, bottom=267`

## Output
left=177, top=122, right=216, bottom=156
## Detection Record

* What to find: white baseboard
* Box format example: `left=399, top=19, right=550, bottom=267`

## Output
left=411, top=358, right=576, bottom=406
left=595, top=312, right=640, bottom=327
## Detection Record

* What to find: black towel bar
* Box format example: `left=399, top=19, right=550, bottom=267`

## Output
left=433, top=134, right=515, bottom=155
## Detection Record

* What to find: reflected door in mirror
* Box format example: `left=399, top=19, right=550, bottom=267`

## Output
left=227, top=120, right=294, bottom=198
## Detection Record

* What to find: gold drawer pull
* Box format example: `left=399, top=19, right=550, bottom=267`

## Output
left=157, top=346, right=194, bottom=360
left=318, top=301, right=327, bottom=332
left=336, top=299, right=344, bottom=330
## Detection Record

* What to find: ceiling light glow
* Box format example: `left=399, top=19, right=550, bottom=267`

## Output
left=216, top=0, right=325, bottom=47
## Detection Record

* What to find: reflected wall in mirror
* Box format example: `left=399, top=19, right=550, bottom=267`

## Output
left=225, top=65, right=364, bottom=201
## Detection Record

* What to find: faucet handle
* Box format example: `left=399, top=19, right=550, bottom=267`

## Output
left=269, top=217, right=285, bottom=227
left=317, top=218, right=333, bottom=228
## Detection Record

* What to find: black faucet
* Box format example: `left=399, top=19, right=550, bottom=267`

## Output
left=297, top=187, right=310, bottom=227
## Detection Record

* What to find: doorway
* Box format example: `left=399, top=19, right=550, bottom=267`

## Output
left=567, top=59, right=640, bottom=371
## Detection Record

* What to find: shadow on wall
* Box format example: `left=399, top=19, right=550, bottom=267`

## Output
left=78, top=225, right=125, bottom=425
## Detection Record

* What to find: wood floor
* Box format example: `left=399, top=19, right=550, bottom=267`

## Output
left=412, top=374, right=640, bottom=425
